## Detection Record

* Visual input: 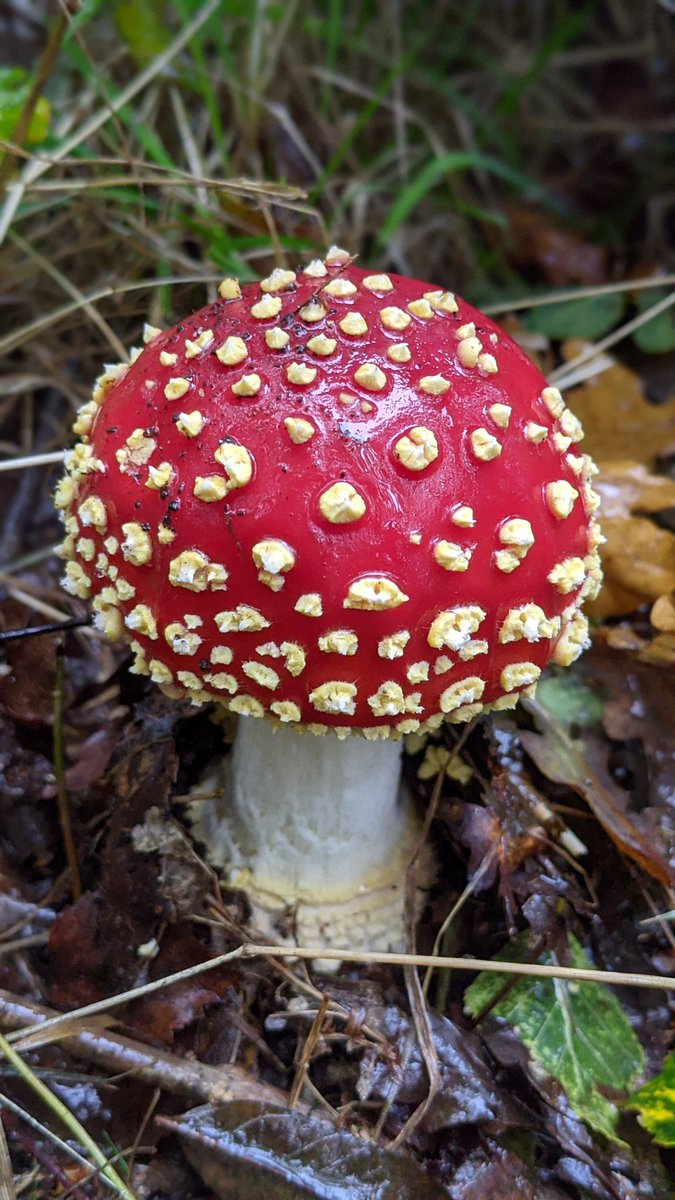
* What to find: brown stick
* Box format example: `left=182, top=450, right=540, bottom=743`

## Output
left=0, top=989, right=294, bottom=1110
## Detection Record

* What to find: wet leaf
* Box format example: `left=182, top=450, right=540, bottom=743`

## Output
left=599, top=516, right=675, bottom=618
left=358, top=1005, right=521, bottom=1131
left=445, top=1138, right=567, bottom=1199
left=126, top=926, right=225, bottom=1046
left=651, top=592, right=675, bottom=633
left=565, top=355, right=675, bottom=465
left=170, top=1101, right=450, bottom=1200
left=520, top=693, right=674, bottom=889
left=465, top=934, right=645, bottom=1141
left=629, top=1053, right=675, bottom=1146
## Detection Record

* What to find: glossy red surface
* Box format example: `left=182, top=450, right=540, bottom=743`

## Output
left=60, top=259, right=600, bottom=733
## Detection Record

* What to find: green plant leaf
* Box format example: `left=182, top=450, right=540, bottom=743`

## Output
left=0, top=67, right=51, bottom=145
left=523, top=292, right=625, bottom=340
left=465, top=934, right=644, bottom=1142
left=376, top=151, right=547, bottom=249
left=535, top=671, right=605, bottom=730
left=632, top=288, right=675, bottom=354
left=629, top=1053, right=675, bottom=1146
left=113, top=0, right=172, bottom=66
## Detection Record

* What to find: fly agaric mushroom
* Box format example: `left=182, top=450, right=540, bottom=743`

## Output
left=56, top=250, right=602, bottom=952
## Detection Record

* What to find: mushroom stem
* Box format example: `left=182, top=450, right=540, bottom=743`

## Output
left=189, top=718, right=426, bottom=952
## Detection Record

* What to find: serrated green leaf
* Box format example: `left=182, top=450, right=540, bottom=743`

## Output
left=465, top=934, right=644, bottom=1141
left=629, top=1053, right=675, bottom=1146
left=524, top=292, right=625, bottom=340
left=632, top=288, right=675, bottom=354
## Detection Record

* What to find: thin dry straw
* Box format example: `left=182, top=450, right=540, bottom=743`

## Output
left=5, top=941, right=673, bottom=1048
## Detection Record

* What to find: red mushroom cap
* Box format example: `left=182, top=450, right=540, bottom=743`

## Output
left=57, top=252, right=602, bottom=737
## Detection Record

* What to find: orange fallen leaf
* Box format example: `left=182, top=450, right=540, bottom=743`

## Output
left=589, top=460, right=675, bottom=619
left=565, top=349, right=675, bottom=465
left=651, top=593, right=675, bottom=633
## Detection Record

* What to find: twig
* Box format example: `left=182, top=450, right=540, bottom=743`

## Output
left=10, top=231, right=128, bottom=363
left=422, top=849, right=498, bottom=1002
left=0, top=1110, right=16, bottom=1200
left=377, top=757, right=454, bottom=1147
left=0, top=990, right=295, bottom=1111
left=550, top=288, right=675, bottom=387
left=482, top=272, right=675, bottom=315
left=53, top=643, right=81, bottom=900
left=0, top=451, right=65, bottom=473
left=0, top=1092, right=99, bottom=1186
left=0, top=617, right=91, bottom=644
left=0, top=275, right=222, bottom=360
left=0, top=578, right=73, bottom=625
left=288, top=994, right=329, bottom=1109
left=0, top=934, right=48, bottom=958
left=2, top=936, right=672, bottom=1055
left=0, top=1033, right=135, bottom=1200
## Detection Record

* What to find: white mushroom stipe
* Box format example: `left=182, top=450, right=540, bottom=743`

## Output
left=188, top=718, right=428, bottom=957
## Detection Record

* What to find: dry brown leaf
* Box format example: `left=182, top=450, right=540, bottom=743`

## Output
left=651, top=592, right=675, bottom=632
left=640, top=631, right=675, bottom=666
left=564, top=349, right=675, bottom=465
left=589, top=460, right=675, bottom=619
left=594, top=460, right=675, bottom=517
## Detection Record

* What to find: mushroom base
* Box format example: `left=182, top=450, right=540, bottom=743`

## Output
left=187, top=717, right=432, bottom=958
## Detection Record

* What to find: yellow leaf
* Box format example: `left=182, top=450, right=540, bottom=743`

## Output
left=565, top=349, right=675, bottom=466
left=590, top=460, right=675, bottom=619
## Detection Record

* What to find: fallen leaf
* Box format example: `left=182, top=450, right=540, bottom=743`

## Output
left=588, top=459, right=675, bottom=617
left=126, top=926, right=228, bottom=1046
left=596, top=514, right=675, bottom=616
left=465, top=933, right=645, bottom=1142
left=0, top=600, right=58, bottom=725
left=629, top=1053, right=675, bottom=1146
left=565, top=353, right=675, bottom=465
left=594, top=460, right=675, bottom=518
left=445, top=1139, right=568, bottom=1200
left=579, top=646, right=675, bottom=813
left=520, top=692, right=674, bottom=889
left=651, top=593, right=675, bottom=632
left=505, top=206, right=609, bottom=287
left=168, top=1101, right=451, bottom=1200
left=357, top=1005, right=520, bottom=1131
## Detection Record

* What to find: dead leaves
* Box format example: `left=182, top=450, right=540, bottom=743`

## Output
left=565, top=352, right=675, bottom=464
left=561, top=354, right=675, bottom=632
left=521, top=697, right=673, bottom=889
left=590, top=461, right=675, bottom=619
